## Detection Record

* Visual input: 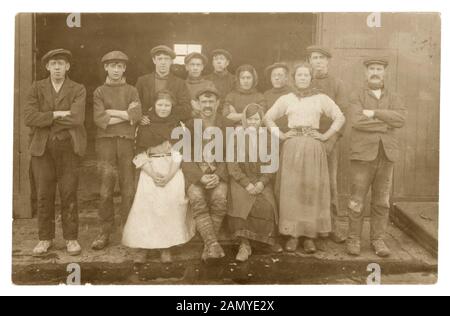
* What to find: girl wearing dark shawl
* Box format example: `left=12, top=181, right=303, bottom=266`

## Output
left=227, top=103, right=282, bottom=262
left=122, top=90, right=195, bottom=263
left=223, top=64, right=267, bottom=125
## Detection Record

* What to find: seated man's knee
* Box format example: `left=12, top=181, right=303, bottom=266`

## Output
left=187, top=184, right=208, bottom=216
left=210, top=182, right=228, bottom=210
left=348, top=198, right=364, bottom=214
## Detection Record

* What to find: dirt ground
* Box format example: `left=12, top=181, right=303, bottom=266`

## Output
left=12, top=203, right=437, bottom=285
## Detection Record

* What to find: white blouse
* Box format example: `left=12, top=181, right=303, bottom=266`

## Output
left=264, top=93, right=345, bottom=132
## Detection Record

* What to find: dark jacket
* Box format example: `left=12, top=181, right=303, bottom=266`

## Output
left=227, top=134, right=277, bottom=221
left=264, top=85, right=295, bottom=109
left=349, top=86, right=407, bottom=162
left=311, top=75, right=348, bottom=135
left=135, top=72, right=191, bottom=120
left=181, top=115, right=231, bottom=187
left=204, top=71, right=236, bottom=102
left=24, top=77, right=87, bottom=157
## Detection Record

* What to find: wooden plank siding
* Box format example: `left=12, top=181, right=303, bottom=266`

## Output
left=13, top=13, right=35, bottom=219
left=317, top=13, right=440, bottom=215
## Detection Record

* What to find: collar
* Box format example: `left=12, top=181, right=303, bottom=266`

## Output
left=365, top=85, right=388, bottom=99
left=270, top=85, right=291, bottom=94
left=236, top=87, right=257, bottom=95
left=213, top=70, right=230, bottom=78
left=105, top=77, right=126, bottom=87
left=186, top=76, right=205, bottom=84
left=51, top=78, right=65, bottom=93
left=155, top=72, right=170, bottom=80
left=313, top=71, right=329, bottom=80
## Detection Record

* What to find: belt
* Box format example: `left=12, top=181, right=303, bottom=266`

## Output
left=149, top=153, right=172, bottom=158
left=290, top=126, right=317, bottom=136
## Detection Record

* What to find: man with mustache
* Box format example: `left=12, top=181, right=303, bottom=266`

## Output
left=24, top=49, right=86, bottom=257
left=346, top=57, right=407, bottom=257
left=307, top=45, right=348, bottom=244
left=182, top=87, right=230, bottom=261
left=136, top=45, right=191, bottom=124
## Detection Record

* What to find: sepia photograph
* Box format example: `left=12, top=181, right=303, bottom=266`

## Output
left=11, top=11, right=440, bottom=287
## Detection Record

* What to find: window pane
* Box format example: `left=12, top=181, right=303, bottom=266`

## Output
left=174, top=44, right=188, bottom=55
left=187, top=44, right=202, bottom=54
left=174, top=56, right=185, bottom=65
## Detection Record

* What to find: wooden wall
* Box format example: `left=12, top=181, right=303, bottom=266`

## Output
left=317, top=13, right=440, bottom=215
left=13, top=13, right=34, bottom=219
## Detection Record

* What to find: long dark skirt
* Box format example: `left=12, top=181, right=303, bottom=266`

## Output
left=276, top=136, right=332, bottom=238
left=228, top=195, right=277, bottom=246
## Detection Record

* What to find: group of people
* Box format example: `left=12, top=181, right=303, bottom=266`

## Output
left=24, top=43, right=406, bottom=264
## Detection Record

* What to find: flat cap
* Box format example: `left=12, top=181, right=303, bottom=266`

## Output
left=101, top=51, right=129, bottom=64
left=363, top=57, right=389, bottom=67
left=265, top=62, right=290, bottom=78
left=306, top=45, right=332, bottom=58
left=195, top=86, right=220, bottom=100
left=41, top=48, right=72, bottom=65
left=185, top=52, right=208, bottom=65
left=151, top=45, right=176, bottom=59
left=211, top=49, right=232, bottom=61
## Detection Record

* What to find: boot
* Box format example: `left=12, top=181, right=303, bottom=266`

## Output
left=372, top=240, right=391, bottom=258
left=66, top=240, right=82, bottom=256
left=346, top=239, right=361, bottom=256
left=285, top=237, right=299, bottom=252
left=236, top=239, right=252, bottom=262
left=91, top=233, right=110, bottom=251
left=270, top=243, right=284, bottom=254
left=202, top=242, right=226, bottom=261
left=196, top=214, right=224, bottom=261
left=303, top=239, right=317, bottom=254
left=33, top=240, right=53, bottom=257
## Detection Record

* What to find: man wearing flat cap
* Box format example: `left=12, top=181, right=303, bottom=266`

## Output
left=184, top=52, right=217, bottom=116
left=346, top=57, right=406, bottom=258
left=24, top=48, right=86, bottom=257
left=136, top=45, right=191, bottom=124
left=263, top=62, right=294, bottom=132
left=307, top=45, right=348, bottom=244
left=205, top=49, right=236, bottom=102
left=182, top=87, right=231, bottom=262
left=91, top=51, right=142, bottom=251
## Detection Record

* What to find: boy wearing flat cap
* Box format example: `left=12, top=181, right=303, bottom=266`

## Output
left=24, top=48, right=86, bottom=257
left=307, top=45, right=348, bottom=244
left=205, top=49, right=236, bottom=102
left=184, top=52, right=217, bottom=116
left=136, top=45, right=191, bottom=124
left=91, top=51, right=142, bottom=250
left=346, top=57, right=406, bottom=258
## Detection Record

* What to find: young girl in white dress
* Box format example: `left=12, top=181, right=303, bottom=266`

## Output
left=122, top=90, right=195, bottom=263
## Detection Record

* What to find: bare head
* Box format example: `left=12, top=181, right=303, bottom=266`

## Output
left=293, top=62, right=313, bottom=89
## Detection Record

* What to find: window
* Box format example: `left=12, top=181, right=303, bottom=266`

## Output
left=174, top=44, right=203, bottom=65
